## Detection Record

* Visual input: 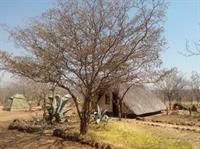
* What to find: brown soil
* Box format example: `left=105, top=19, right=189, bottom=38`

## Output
left=0, top=106, right=93, bottom=149
left=144, top=111, right=200, bottom=127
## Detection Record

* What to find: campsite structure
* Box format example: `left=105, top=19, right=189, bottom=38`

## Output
left=3, top=94, right=30, bottom=111
left=98, top=86, right=166, bottom=117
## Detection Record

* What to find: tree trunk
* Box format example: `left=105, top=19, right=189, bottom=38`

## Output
left=189, top=108, right=192, bottom=116
left=118, top=98, right=122, bottom=121
left=166, top=107, right=169, bottom=115
left=117, top=99, right=121, bottom=120
left=168, top=97, right=172, bottom=110
left=113, top=88, right=121, bottom=119
left=169, top=101, right=171, bottom=110
left=80, top=94, right=91, bottom=135
left=43, top=96, right=47, bottom=119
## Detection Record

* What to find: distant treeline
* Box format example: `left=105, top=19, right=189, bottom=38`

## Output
left=155, top=89, right=200, bottom=104
left=0, top=79, right=67, bottom=106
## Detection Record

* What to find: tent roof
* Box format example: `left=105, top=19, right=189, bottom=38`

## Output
left=123, top=86, right=166, bottom=115
left=10, top=94, right=26, bottom=100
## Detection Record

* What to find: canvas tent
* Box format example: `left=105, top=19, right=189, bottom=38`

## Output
left=98, top=86, right=166, bottom=117
left=3, top=94, right=30, bottom=111
left=123, top=87, right=166, bottom=115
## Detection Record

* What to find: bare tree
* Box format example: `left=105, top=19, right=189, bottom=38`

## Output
left=191, top=71, right=200, bottom=104
left=155, top=68, right=187, bottom=110
left=185, top=39, right=200, bottom=56
left=0, top=0, right=166, bottom=134
left=0, top=78, right=51, bottom=105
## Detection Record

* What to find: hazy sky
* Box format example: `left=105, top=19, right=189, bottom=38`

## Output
left=0, top=0, right=200, bottom=83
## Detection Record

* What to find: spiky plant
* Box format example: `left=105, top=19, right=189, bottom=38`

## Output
left=94, top=105, right=109, bottom=124
left=46, top=96, right=71, bottom=124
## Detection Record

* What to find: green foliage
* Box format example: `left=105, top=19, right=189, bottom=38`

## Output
left=93, top=105, right=109, bottom=124
left=46, top=96, right=71, bottom=124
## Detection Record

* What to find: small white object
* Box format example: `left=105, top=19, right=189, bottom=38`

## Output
left=96, top=119, right=100, bottom=124
left=65, top=94, right=72, bottom=98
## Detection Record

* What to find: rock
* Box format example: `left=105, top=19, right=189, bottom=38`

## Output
left=8, top=119, right=42, bottom=133
left=53, top=129, right=65, bottom=137
left=81, top=139, right=90, bottom=145
left=105, top=144, right=112, bottom=149
left=8, top=119, right=27, bottom=130
left=190, top=105, right=197, bottom=112
left=95, top=142, right=100, bottom=148
left=28, top=126, right=42, bottom=132
left=172, top=103, right=187, bottom=110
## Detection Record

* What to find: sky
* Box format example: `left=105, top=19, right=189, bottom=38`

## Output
left=163, top=0, right=200, bottom=78
left=0, top=0, right=200, bottom=84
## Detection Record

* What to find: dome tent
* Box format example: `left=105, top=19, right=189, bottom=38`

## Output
left=3, top=94, right=30, bottom=111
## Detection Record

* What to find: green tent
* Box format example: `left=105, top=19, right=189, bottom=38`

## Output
left=3, top=94, right=30, bottom=111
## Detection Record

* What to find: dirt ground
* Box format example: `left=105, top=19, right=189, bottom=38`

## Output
left=0, top=106, right=93, bottom=149
left=144, top=111, right=200, bottom=127
left=1, top=106, right=200, bottom=149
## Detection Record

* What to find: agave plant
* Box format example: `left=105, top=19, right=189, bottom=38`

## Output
left=94, top=105, right=109, bottom=124
left=46, top=95, right=71, bottom=124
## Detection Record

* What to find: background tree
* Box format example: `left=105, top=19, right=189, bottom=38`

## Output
left=191, top=71, right=200, bottom=104
left=184, top=26, right=200, bottom=105
left=185, top=39, right=200, bottom=56
left=155, top=68, right=187, bottom=110
left=0, top=0, right=167, bottom=134
left=0, top=78, right=51, bottom=106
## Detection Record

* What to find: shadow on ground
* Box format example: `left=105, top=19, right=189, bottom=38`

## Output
left=0, top=129, right=93, bottom=149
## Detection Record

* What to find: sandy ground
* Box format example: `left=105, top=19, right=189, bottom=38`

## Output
left=0, top=106, right=93, bottom=149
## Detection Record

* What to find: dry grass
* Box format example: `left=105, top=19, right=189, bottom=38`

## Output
left=88, top=119, right=199, bottom=149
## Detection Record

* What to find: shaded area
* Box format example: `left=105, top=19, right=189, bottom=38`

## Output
left=0, top=129, right=92, bottom=149
left=0, top=107, right=93, bottom=149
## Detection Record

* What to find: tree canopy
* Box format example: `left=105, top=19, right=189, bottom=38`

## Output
left=0, top=0, right=167, bottom=134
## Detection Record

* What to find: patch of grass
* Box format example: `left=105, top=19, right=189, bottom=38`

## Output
left=88, top=120, right=192, bottom=149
